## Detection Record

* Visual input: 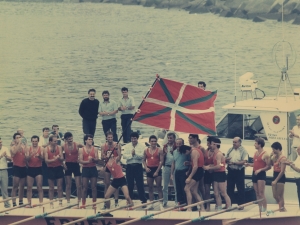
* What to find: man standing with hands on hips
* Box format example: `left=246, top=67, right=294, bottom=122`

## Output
left=118, top=87, right=135, bottom=144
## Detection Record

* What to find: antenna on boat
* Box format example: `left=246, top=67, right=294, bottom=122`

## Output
left=273, top=0, right=296, bottom=101
left=234, top=51, right=237, bottom=106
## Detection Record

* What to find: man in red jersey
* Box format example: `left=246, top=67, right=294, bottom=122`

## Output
left=101, top=131, right=121, bottom=209
left=179, top=142, right=205, bottom=211
left=10, top=133, right=27, bottom=207
left=245, top=137, right=271, bottom=212
left=104, top=147, right=133, bottom=209
left=25, top=135, right=44, bottom=207
left=203, top=136, right=215, bottom=211
left=62, top=132, right=83, bottom=207
left=44, top=135, right=64, bottom=208
left=79, top=134, right=99, bottom=209
left=188, top=134, right=206, bottom=202
left=143, top=135, right=164, bottom=210
left=204, top=138, right=231, bottom=211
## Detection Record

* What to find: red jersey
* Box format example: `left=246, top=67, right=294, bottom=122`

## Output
left=253, top=151, right=266, bottom=171
left=213, top=151, right=226, bottom=172
left=191, top=147, right=204, bottom=168
left=273, top=155, right=286, bottom=172
left=28, top=146, right=42, bottom=167
left=47, top=146, right=61, bottom=167
left=12, top=146, right=26, bottom=167
left=65, top=142, right=79, bottom=163
left=204, top=150, right=214, bottom=166
left=82, top=147, right=96, bottom=167
left=106, top=159, right=124, bottom=179
left=102, top=142, right=119, bottom=159
left=146, top=147, right=160, bottom=167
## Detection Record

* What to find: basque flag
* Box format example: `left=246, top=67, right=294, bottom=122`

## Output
left=133, top=77, right=217, bottom=135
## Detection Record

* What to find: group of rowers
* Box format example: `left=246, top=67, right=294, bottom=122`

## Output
left=2, top=128, right=299, bottom=212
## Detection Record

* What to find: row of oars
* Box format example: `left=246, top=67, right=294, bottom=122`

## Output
left=0, top=197, right=280, bottom=225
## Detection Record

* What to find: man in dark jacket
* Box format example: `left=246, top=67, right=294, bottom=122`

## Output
left=79, top=89, right=100, bottom=141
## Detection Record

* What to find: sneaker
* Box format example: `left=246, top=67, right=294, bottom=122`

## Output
left=25, top=205, right=32, bottom=208
left=79, top=205, right=86, bottom=209
left=4, top=205, right=10, bottom=208
left=101, top=205, right=107, bottom=210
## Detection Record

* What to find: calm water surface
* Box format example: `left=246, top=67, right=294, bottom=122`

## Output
left=1, top=2, right=300, bottom=144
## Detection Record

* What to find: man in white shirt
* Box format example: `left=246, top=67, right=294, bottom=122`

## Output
left=39, top=127, right=50, bottom=147
left=0, top=138, right=12, bottom=208
left=118, top=87, right=135, bottom=144
left=226, top=137, right=248, bottom=209
left=122, top=132, right=147, bottom=204
left=289, top=115, right=300, bottom=161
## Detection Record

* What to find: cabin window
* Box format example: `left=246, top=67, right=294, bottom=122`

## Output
left=243, top=114, right=265, bottom=140
left=216, top=113, right=265, bottom=140
left=216, top=114, right=243, bottom=139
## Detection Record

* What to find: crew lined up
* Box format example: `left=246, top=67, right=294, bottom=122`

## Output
left=0, top=130, right=297, bottom=211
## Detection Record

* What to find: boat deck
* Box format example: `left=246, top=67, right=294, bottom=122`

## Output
left=1, top=197, right=300, bottom=225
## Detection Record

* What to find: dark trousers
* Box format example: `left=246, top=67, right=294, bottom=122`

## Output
left=121, top=114, right=133, bottom=143
left=102, top=118, right=118, bottom=142
left=296, top=178, right=300, bottom=207
left=126, top=163, right=147, bottom=203
left=82, top=119, right=97, bottom=143
left=227, top=167, right=245, bottom=205
left=175, top=169, right=188, bottom=204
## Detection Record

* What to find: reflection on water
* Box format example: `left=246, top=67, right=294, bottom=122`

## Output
left=0, top=2, right=300, bottom=144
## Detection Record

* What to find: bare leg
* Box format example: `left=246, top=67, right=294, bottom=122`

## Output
left=184, top=180, right=197, bottom=211
left=217, top=182, right=231, bottom=208
left=191, top=181, right=205, bottom=210
left=154, top=176, right=163, bottom=200
left=81, top=177, right=89, bottom=206
left=90, top=177, right=97, bottom=202
left=48, top=179, right=55, bottom=201
left=65, top=176, right=72, bottom=202
left=257, top=180, right=267, bottom=211
left=18, top=178, right=26, bottom=203
left=105, top=185, right=116, bottom=209
left=57, top=178, right=63, bottom=199
left=276, top=183, right=285, bottom=210
left=74, top=176, right=82, bottom=202
left=213, top=181, right=222, bottom=209
left=26, top=176, right=34, bottom=205
left=11, top=177, right=20, bottom=205
left=121, top=185, right=133, bottom=206
left=35, top=175, right=43, bottom=203
left=147, top=177, right=155, bottom=201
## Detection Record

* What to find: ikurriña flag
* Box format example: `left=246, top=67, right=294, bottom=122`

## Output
left=133, top=77, right=217, bottom=135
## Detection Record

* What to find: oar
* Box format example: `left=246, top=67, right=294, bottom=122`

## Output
left=31, top=198, right=63, bottom=207
left=62, top=203, right=134, bottom=225
left=0, top=203, right=30, bottom=214
left=0, top=197, right=18, bottom=204
left=179, top=198, right=214, bottom=211
left=175, top=199, right=263, bottom=225
left=8, top=203, right=78, bottom=225
left=80, top=198, right=114, bottom=208
left=222, top=207, right=282, bottom=225
left=128, top=199, right=163, bottom=210
left=119, top=203, right=186, bottom=225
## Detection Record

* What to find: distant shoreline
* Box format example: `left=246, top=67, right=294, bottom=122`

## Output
left=3, top=0, right=300, bottom=25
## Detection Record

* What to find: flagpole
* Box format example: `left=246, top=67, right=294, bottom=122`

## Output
left=103, top=74, right=160, bottom=167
